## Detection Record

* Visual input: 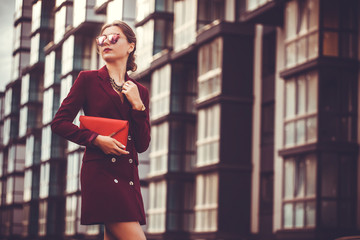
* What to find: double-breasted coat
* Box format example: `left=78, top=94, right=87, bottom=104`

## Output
left=51, top=65, right=150, bottom=225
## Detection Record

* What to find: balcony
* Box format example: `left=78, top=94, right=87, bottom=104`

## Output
left=238, top=0, right=284, bottom=25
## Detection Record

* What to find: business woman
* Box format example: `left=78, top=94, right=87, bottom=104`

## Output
left=51, top=20, right=150, bottom=240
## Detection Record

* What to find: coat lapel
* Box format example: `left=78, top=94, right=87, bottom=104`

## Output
left=97, top=65, right=131, bottom=120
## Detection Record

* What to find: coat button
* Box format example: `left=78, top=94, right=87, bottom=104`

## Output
left=129, top=181, right=134, bottom=186
left=129, top=159, right=133, bottom=164
left=114, top=179, right=118, bottom=183
left=111, top=158, right=116, bottom=163
left=128, top=135, right=132, bottom=141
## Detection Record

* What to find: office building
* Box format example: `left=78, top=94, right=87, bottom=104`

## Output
left=0, top=0, right=359, bottom=240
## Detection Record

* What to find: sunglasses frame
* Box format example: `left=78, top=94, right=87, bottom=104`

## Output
left=96, top=33, right=121, bottom=47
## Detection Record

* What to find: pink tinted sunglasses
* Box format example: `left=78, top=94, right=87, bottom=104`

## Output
left=96, top=33, right=121, bottom=46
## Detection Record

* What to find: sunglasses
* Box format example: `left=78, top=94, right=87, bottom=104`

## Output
left=96, top=33, right=121, bottom=46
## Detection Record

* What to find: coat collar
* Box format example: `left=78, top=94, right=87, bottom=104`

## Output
left=97, top=65, right=132, bottom=120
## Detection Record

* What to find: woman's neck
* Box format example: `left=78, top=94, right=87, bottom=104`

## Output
left=106, top=61, right=127, bottom=85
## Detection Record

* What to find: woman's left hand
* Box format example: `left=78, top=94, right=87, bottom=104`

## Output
left=122, top=81, right=144, bottom=110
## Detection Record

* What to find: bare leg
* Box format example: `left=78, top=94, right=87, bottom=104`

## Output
left=104, top=226, right=116, bottom=240
left=105, top=222, right=146, bottom=240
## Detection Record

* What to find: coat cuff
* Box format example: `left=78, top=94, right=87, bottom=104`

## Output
left=130, top=108, right=147, bottom=119
left=87, top=132, right=99, bottom=148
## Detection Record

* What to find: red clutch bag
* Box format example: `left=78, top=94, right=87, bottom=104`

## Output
left=79, top=116, right=129, bottom=147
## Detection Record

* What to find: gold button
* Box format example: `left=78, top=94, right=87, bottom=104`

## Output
left=111, top=158, right=116, bottom=163
left=114, top=179, right=118, bottom=183
left=129, top=159, right=133, bottom=164
left=129, top=181, right=134, bottom=186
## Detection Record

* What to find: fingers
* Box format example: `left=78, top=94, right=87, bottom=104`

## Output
left=112, top=139, right=129, bottom=155
left=114, top=139, right=125, bottom=149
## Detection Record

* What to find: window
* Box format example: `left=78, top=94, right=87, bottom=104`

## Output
left=41, top=126, right=63, bottom=161
left=13, top=22, right=31, bottom=51
left=174, top=0, right=197, bottom=51
left=4, top=89, right=13, bottom=116
left=54, top=5, right=73, bottom=44
left=12, top=208, right=24, bottom=234
left=322, top=0, right=357, bottom=58
left=320, top=154, right=356, bottom=228
left=184, top=181, right=195, bottom=230
left=21, top=74, right=30, bottom=105
left=196, top=104, right=221, bottom=166
left=5, top=177, right=14, bottom=204
left=73, top=0, right=105, bottom=28
left=148, top=180, right=167, bottom=233
left=136, top=0, right=155, bottom=22
left=283, top=154, right=316, bottom=228
left=168, top=122, right=196, bottom=171
left=20, top=107, right=41, bottom=138
left=30, top=33, right=41, bottom=65
left=5, top=176, right=24, bottom=205
left=24, top=169, right=32, bottom=202
left=24, top=168, right=40, bottom=202
left=65, top=195, right=77, bottom=235
left=171, top=63, right=197, bottom=114
left=44, top=50, right=62, bottom=88
left=60, top=75, right=73, bottom=103
left=38, top=201, right=47, bottom=236
left=31, top=0, right=42, bottom=32
left=194, top=173, right=218, bottom=232
left=68, top=111, right=83, bottom=152
left=246, top=0, right=272, bottom=11
left=149, top=122, right=169, bottom=176
left=61, top=36, right=75, bottom=75
left=73, top=35, right=93, bottom=71
left=136, top=20, right=154, bottom=72
left=42, top=88, right=53, bottom=125
left=284, top=0, right=319, bottom=69
left=7, top=144, right=25, bottom=174
left=39, top=163, right=50, bottom=199
left=154, top=19, right=173, bottom=55
left=25, top=135, right=41, bottom=167
left=284, top=71, right=318, bottom=147
left=197, top=0, right=224, bottom=30
left=107, top=0, right=136, bottom=26
left=66, top=152, right=82, bottom=193
left=197, top=37, right=223, bottom=102
left=11, top=52, right=30, bottom=81
left=150, top=64, right=171, bottom=120
left=19, top=107, right=28, bottom=137
left=15, top=0, right=32, bottom=21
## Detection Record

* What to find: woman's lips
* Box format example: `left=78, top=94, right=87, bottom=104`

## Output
left=103, top=48, right=112, bottom=53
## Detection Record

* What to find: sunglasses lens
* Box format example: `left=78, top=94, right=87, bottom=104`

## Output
left=109, top=34, right=120, bottom=44
left=96, top=36, right=106, bottom=46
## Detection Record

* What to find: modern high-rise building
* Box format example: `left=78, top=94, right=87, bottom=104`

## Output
left=0, top=0, right=359, bottom=240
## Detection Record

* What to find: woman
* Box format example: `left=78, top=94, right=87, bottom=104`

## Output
left=51, top=20, right=150, bottom=240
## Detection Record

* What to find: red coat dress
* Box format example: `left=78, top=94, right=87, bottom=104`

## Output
left=51, top=65, right=150, bottom=225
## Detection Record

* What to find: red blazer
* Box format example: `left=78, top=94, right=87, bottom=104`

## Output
left=51, top=66, right=150, bottom=164
left=51, top=65, right=150, bottom=225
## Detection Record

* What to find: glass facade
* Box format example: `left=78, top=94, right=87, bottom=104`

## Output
left=0, top=0, right=359, bottom=240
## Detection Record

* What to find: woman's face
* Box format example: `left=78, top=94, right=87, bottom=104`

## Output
left=98, top=26, right=134, bottom=63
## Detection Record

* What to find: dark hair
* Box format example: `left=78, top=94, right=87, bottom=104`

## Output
left=99, top=20, right=137, bottom=72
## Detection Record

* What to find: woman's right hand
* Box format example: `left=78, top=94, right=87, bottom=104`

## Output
left=93, top=135, right=129, bottom=156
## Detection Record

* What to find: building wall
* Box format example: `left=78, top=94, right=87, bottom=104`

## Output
left=0, top=0, right=359, bottom=240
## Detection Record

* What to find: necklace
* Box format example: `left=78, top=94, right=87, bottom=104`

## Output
left=109, top=77, right=124, bottom=92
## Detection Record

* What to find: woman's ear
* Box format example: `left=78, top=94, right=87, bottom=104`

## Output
left=128, top=43, right=135, bottom=54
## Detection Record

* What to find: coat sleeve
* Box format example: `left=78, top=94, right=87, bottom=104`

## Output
left=130, top=86, right=151, bottom=153
left=51, top=71, right=98, bottom=147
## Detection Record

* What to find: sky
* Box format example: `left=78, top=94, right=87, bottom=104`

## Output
left=0, top=0, right=15, bottom=91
